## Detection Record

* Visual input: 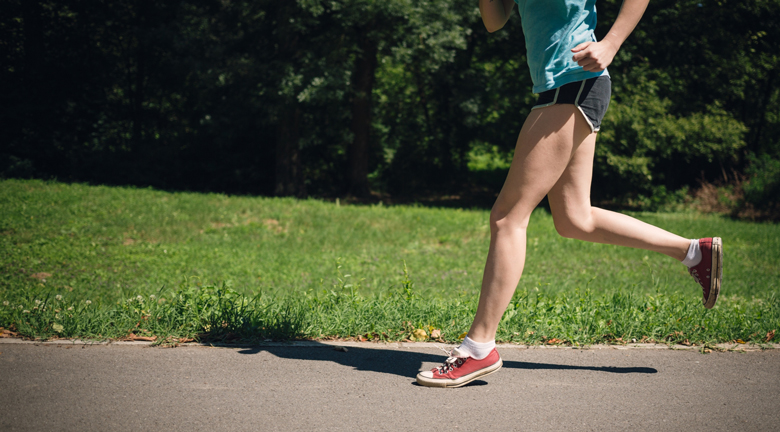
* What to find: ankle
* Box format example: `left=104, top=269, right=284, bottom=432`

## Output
left=458, top=336, right=495, bottom=360
left=681, top=239, right=702, bottom=267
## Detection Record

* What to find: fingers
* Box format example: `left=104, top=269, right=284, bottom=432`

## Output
left=579, top=60, right=605, bottom=72
left=577, top=58, right=606, bottom=72
left=576, top=55, right=606, bottom=72
left=572, top=48, right=596, bottom=70
left=571, top=41, right=614, bottom=72
left=571, top=41, right=592, bottom=55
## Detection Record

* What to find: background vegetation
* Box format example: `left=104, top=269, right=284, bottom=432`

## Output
left=2, top=0, right=779, bottom=218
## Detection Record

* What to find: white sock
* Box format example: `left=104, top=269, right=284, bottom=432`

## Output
left=457, top=336, right=495, bottom=360
left=681, top=239, right=702, bottom=268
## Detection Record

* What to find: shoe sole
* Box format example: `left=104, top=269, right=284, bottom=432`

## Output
left=703, top=237, right=722, bottom=309
left=416, top=359, right=503, bottom=388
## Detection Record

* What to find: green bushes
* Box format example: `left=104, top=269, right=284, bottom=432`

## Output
left=2, top=1, right=779, bottom=216
left=743, top=154, right=780, bottom=212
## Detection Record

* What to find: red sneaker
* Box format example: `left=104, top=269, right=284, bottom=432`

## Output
left=689, top=237, right=722, bottom=309
left=416, top=347, right=502, bottom=388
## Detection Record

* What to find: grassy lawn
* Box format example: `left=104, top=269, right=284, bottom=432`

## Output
left=1, top=179, right=778, bottom=346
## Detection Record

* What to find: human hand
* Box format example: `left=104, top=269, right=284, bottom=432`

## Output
left=571, top=40, right=618, bottom=72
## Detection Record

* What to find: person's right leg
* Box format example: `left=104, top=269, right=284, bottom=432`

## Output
left=546, top=133, right=691, bottom=260
left=546, top=135, right=722, bottom=307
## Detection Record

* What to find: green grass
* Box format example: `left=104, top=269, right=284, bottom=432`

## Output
left=1, top=179, right=778, bottom=345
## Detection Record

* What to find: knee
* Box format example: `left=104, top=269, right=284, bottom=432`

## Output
left=489, top=205, right=529, bottom=234
left=552, top=209, right=594, bottom=239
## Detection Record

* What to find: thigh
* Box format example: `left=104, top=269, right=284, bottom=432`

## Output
left=493, top=104, right=593, bottom=223
left=547, top=131, right=598, bottom=220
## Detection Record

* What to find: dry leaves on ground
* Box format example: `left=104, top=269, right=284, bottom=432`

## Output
left=412, top=329, right=427, bottom=341
left=0, top=328, right=19, bottom=338
left=123, top=333, right=157, bottom=342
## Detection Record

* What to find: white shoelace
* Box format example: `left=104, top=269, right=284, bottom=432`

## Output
left=433, top=344, right=465, bottom=374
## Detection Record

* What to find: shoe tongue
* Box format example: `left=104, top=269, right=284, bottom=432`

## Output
left=450, top=347, right=469, bottom=358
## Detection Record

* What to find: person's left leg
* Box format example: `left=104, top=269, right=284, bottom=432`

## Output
left=417, top=105, right=592, bottom=388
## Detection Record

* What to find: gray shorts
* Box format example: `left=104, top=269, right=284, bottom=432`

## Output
left=531, top=76, right=611, bottom=133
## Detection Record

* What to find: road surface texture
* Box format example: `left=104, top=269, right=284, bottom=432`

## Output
left=1, top=341, right=778, bottom=431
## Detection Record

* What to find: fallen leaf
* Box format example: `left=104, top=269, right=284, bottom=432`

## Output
left=123, top=238, right=136, bottom=245
left=703, top=348, right=712, bottom=353
left=0, top=328, right=18, bottom=338
left=124, top=334, right=157, bottom=342
left=458, top=331, right=468, bottom=339
left=766, top=330, right=775, bottom=343
left=412, top=329, right=427, bottom=341
left=681, top=339, right=691, bottom=346
left=31, top=272, right=52, bottom=280
left=430, top=329, right=441, bottom=339
left=545, top=338, right=563, bottom=345
left=736, top=339, right=746, bottom=344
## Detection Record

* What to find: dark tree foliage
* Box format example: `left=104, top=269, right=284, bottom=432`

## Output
left=1, top=0, right=778, bottom=213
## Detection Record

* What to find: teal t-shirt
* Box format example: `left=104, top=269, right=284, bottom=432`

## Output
left=514, top=0, right=609, bottom=93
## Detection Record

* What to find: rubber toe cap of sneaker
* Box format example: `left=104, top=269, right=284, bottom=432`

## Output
left=418, top=370, right=434, bottom=379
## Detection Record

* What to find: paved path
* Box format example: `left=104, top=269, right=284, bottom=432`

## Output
left=1, top=342, right=778, bottom=431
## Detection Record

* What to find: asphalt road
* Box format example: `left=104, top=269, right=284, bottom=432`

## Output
left=1, top=342, right=778, bottom=431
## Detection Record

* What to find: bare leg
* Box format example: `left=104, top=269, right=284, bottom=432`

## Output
left=467, top=105, right=590, bottom=342
left=467, top=105, right=690, bottom=343
left=547, top=136, right=690, bottom=260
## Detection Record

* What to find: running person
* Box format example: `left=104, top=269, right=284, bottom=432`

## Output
left=416, top=0, right=723, bottom=388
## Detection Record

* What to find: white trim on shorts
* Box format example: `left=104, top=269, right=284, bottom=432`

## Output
left=531, top=80, right=598, bottom=133
left=530, top=87, right=560, bottom=110
left=573, top=80, right=597, bottom=133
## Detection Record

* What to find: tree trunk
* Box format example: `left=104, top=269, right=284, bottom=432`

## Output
left=132, top=0, right=147, bottom=145
left=348, top=31, right=378, bottom=197
left=272, top=1, right=304, bottom=197
left=21, top=0, right=43, bottom=77
left=275, top=104, right=303, bottom=196
left=749, top=69, right=776, bottom=153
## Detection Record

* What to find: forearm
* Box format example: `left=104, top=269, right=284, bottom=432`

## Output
left=478, top=0, right=515, bottom=33
left=602, top=0, right=649, bottom=50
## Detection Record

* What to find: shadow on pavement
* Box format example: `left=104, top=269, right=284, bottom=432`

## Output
left=236, top=342, right=657, bottom=380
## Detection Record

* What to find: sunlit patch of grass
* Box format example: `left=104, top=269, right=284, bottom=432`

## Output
left=1, top=179, right=778, bottom=343
left=1, top=269, right=777, bottom=346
